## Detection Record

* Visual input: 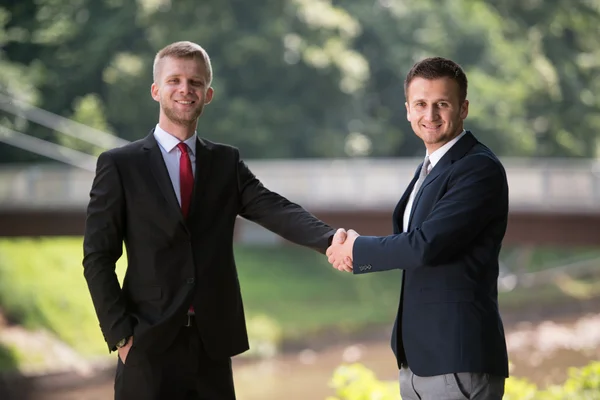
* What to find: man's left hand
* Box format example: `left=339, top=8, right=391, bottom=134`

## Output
left=326, top=229, right=359, bottom=272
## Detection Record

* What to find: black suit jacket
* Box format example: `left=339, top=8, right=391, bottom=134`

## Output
left=83, top=131, right=335, bottom=359
left=352, top=131, right=509, bottom=377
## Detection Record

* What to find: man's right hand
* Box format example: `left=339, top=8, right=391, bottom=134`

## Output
left=327, top=228, right=357, bottom=272
left=117, top=337, right=133, bottom=364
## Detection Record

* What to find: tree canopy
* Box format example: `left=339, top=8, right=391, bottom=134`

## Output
left=1, top=0, right=598, bottom=163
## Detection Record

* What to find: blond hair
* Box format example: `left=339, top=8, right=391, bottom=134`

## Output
left=153, top=41, right=213, bottom=85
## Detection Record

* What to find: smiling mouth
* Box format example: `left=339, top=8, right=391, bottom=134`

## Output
left=422, top=124, right=442, bottom=130
left=175, top=100, right=195, bottom=105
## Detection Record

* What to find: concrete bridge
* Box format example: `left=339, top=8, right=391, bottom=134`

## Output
left=0, top=158, right=597, bottom=246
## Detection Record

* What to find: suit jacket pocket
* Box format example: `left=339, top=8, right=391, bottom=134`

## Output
left=129, top=285, right=162, bottom=302
left=418, top=288, right=474, bottom=304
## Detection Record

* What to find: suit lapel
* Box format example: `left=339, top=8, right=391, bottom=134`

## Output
left=187, top=138, right=213, bottom=220
left=392, top=164, right=421, bottom=232
left=424, top=131, right=477, bottom=188
left=409, top=131, right=478, bottom=225
left=142, top=131, right=186, bottom=225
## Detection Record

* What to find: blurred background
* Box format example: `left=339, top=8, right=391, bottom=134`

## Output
left=0, top=0, right=599, bottom=399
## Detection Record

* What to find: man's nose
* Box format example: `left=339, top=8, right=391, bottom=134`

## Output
left=179, top=81, right=192, bottom=94
left=425, top=105, right=439, bottom=121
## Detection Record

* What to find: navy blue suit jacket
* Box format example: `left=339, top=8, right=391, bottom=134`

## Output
left=353, top=131, right=509, bottom=377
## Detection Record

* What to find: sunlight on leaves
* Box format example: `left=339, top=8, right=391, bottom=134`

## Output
left=103, top=52, right=145, bottom=84
left=554, top=274, right=598, bottom=300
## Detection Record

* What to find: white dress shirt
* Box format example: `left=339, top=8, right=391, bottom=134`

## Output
left=403, top=129, right=467, bottom=232
left=153, top=124, right=197, bottom=206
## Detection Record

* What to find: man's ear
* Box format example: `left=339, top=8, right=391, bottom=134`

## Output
left=460, top=99, right=469, bottom=120
left=205, top=87, right=214, bottom=104
left=151, top=83, right=160, bottom=102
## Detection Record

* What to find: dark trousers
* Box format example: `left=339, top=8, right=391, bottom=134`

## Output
left=114, top=321, right=236, bottom=400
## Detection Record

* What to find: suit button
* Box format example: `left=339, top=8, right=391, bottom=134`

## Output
left=187, top=278, right=195, bottom=284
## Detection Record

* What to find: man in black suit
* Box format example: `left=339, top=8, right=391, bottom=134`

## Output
left=326, top=57, right=509, bottom=399
left=83, top=40, right=346, bottom=400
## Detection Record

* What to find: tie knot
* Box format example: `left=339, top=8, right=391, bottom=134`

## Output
left=177, top=142, right=189, bottom=154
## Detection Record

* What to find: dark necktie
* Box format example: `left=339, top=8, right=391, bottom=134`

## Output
left=177, top=143, right=194, bottom=218
left=177, top=142, right=195, bottom=317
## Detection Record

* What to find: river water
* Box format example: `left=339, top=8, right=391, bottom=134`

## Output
left=233, top=312, right=600, bottom=400
left=37, top=311, right=600, bottom=400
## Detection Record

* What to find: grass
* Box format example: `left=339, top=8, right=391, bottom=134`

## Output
left=0, top=238, right=127, bottom=356
left=0, top=238, right=400, bottom=358
left=500, top=245, right=600, bottom=272
left=0, top=237, right=597, bottom=364
left=234, top=245, right=401, bottom=338
left=500, top=271, right=600, bottom=311
left=0, top=343, right=18, bottom=372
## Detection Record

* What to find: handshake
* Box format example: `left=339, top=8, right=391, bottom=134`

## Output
left=326, top=228, right=359, bottom=273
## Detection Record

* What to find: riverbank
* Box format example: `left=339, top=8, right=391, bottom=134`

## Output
left=1, top=238, right=599, bottom=365
left=1, top=238, right=599, bottom=398
left=2, top=298, right=599, bottom=400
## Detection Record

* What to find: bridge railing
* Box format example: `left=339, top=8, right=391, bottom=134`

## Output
left=0, top=158, right=597, bottom=213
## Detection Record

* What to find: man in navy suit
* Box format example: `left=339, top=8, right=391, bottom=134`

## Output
left=327, top=57, right=509, bottom=399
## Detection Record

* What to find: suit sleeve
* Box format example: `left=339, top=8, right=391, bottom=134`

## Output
left=82, top=152, right=133, bottom=351
left=236, top=151, right=335, bottom=254
left=353, top=155, right=507, bottom=273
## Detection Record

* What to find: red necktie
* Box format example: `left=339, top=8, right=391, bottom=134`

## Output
left=177, top=142, right=195, bottom=315
left=177, top=143, right=194, bottom=218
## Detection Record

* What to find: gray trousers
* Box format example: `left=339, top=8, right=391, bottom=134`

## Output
left=399, top=366, right=505, bottom=399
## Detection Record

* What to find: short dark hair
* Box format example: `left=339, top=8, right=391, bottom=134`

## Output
left=404, top=57, right=468, bottom=103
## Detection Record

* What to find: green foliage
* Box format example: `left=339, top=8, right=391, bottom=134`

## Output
left=327, top=362, right=600, bottom=400
left=483, top=0, right=600, bottom=157
left=234, top=243, right=401, bottom=338
left=0, top=237, right=399, bottom=366
left=558, top=362, right=600, bottom=399
left=2, top=1, right=600, bottom=162
left=243, top=314, right=283, bottom=359
left=327, top=363, right=399, bottom=400
left=0, top=238, right=596, bottom=362
left=0, top=236, right=597, bottom=376
left=504, top=362, right=600, bottom=400
left=0, top=343, right=19, bottom=372
left=501, top=246, right=600, bottom=273
left=55, top=92, right=115, bottom=155
left=0, top=238, right=125, bottom=356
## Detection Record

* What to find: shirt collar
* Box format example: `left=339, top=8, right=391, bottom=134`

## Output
left=427, top=129, right=467, bottom=168
left=153, top=124, right=197, bottom=156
